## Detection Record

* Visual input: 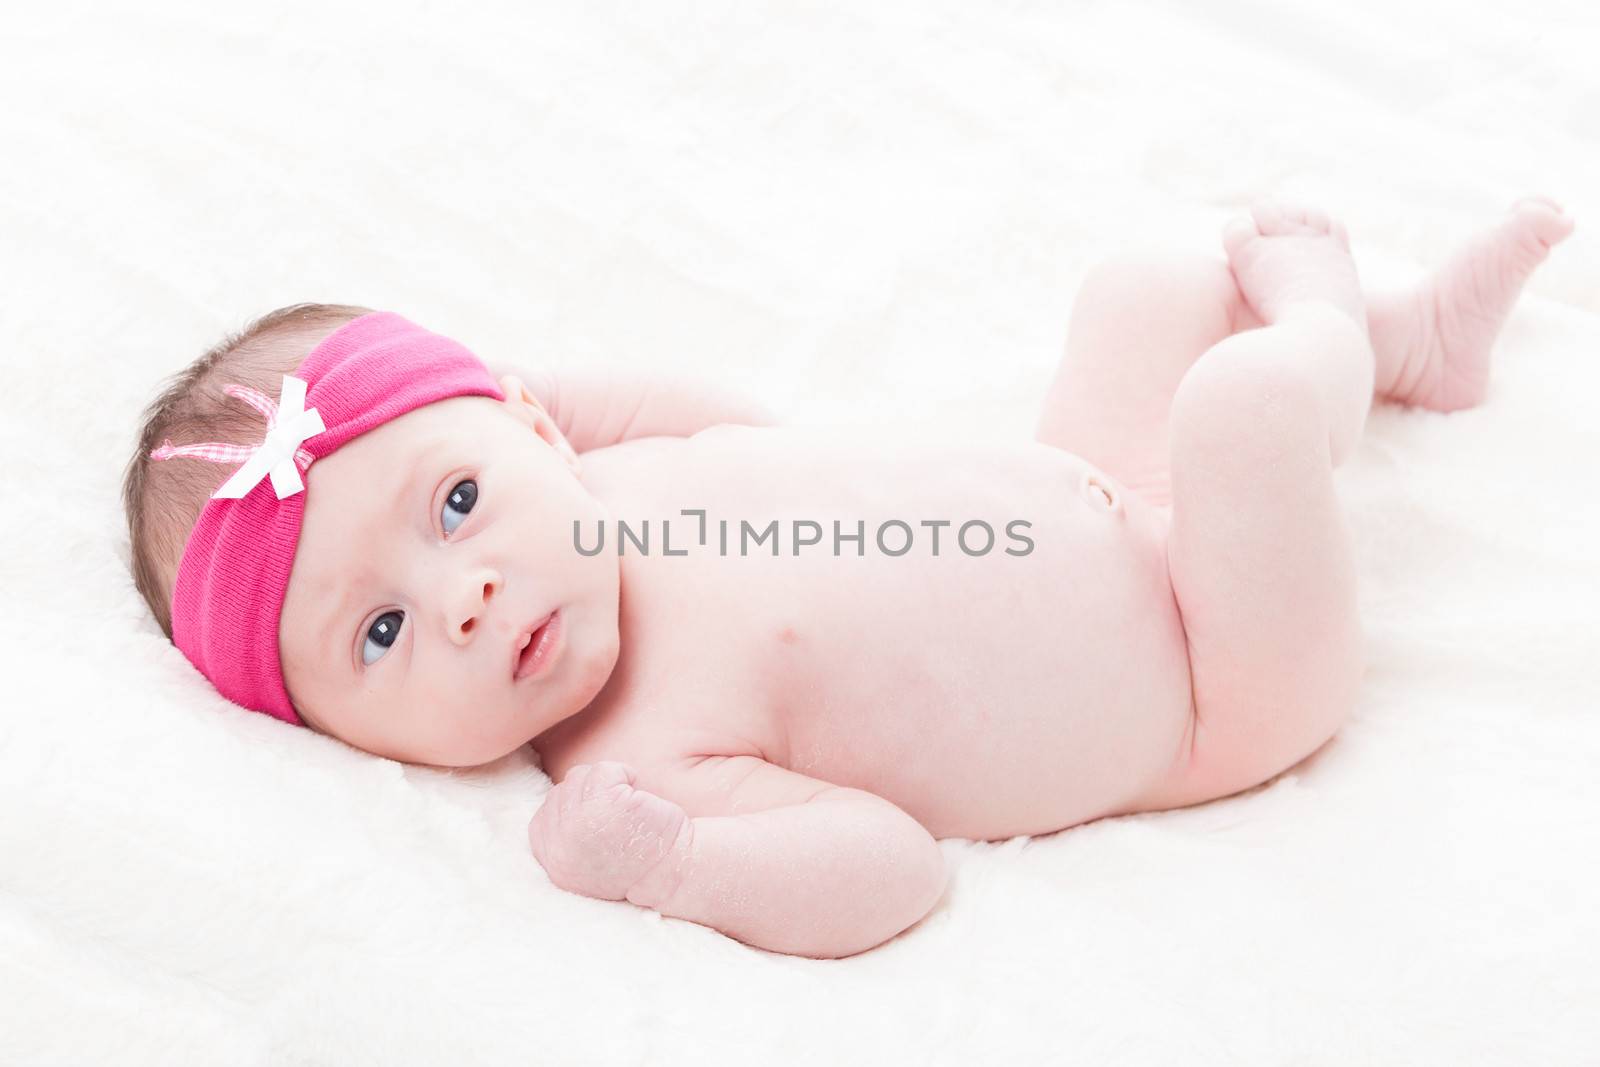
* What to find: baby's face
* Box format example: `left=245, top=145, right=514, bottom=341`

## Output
left=278, top=382, right=620, bottom=767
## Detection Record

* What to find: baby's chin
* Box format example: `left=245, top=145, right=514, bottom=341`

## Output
left=498, top=604, right=622, bottom=752
left=567, top=602, right=623, bottom=710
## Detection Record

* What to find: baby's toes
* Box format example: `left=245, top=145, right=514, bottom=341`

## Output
left=1300, top=205, right=1331, bottom=233
left=1508, top=195, right=1575, bottom=250
left=1511, top=193, right=1565, bottom=217
left=1254, top=199, right=1331, bottom=235
left=1249, top=199, right=1291, bottom=236
left=1222, top=213, right=1261, bottom=261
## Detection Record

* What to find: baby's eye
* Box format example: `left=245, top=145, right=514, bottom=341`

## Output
left=362, top=610, right=404, bottom=666
left=442, top=479, right=478, bottom=536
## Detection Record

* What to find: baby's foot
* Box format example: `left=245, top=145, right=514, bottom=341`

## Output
left=1374, top=196, right=1575, bottom=412
left=1222, top=201, right=1368, bottom=329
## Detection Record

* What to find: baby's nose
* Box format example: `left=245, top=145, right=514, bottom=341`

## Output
left=448, top=569, right=503, bottom=645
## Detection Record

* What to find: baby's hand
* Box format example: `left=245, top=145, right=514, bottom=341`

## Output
left=527, top=762, right=690, bottom=902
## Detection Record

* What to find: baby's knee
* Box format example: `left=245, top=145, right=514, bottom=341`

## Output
left=1170, top=337, right=1325, bottom=458
left=1075, top=253, right=1235, bottom=329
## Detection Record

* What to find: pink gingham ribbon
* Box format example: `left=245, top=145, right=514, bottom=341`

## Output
left=150, top=376, right=326, bottom=500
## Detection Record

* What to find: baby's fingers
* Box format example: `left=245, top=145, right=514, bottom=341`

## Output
left=578, top=761, right=636, bottom=799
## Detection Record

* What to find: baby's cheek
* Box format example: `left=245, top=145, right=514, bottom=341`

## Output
left=412, top=676, right=508, bottom=761
left=279, top=665, right=326, bottom=732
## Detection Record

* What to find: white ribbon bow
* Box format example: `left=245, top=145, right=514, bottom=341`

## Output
left=211, top=375, right=326, bottom=500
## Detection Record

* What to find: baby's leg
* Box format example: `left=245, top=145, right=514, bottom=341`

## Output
left=1038, top=198, right=1575, bottom=509
left=1035, top=254, right=1245, bottom=508
left=1134, top=204, right=1376, bottom=810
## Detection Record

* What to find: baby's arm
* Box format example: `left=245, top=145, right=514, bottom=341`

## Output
left=528, top=758, right=946, bottom=959
left=491, top=363, right=778, bottom=453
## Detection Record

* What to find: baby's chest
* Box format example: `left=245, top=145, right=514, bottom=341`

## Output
left=540, top=524, right=1191, bottom=837
left=608, top=515, right=1140, bottom=744
left=557, top=436, right=1194, bottom=829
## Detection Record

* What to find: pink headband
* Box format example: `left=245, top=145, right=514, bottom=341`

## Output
left=156, top=311, right=505, bottom=725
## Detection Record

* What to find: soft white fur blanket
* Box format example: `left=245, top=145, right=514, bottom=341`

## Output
left=2, top=1, right=1597, bottom=1063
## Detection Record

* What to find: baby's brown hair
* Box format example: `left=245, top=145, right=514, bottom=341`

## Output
left=123, top=303, right=372, bottom=637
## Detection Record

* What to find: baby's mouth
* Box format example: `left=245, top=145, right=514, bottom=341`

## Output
left=513, top=611, right=563, bottom=682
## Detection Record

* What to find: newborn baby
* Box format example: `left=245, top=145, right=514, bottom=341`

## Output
left=124, top=197, right=1572, bottom=958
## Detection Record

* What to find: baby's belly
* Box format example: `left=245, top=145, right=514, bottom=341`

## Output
left=589, top=428, right=1194, bottom=841
left=770, top=457, right=1190, bottom=840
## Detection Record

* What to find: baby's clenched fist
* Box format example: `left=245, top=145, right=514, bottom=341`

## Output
left=528, top=761, right=691, bottom=903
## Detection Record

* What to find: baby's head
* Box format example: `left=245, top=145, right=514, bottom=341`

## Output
left=123, top=307, right=620, bottom=767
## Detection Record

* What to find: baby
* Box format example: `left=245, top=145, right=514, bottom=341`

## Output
left=123, top=197, right=1573, bottom=958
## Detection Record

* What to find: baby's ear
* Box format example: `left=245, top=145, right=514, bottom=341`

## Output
left=497, top=374, right=580, bottom=474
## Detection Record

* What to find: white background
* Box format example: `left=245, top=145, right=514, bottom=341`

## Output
left=2, top=1, right=1597, bottom=1063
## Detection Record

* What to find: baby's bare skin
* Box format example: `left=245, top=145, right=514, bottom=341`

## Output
left=524, top=197, right=1571, bottom=957
left=273, top=196, right=1571, bottom=959
left=534, top=427, right=1192, bottom=841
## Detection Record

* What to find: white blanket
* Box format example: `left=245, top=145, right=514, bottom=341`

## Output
left=3, top=1, right=1596, bottom=1062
